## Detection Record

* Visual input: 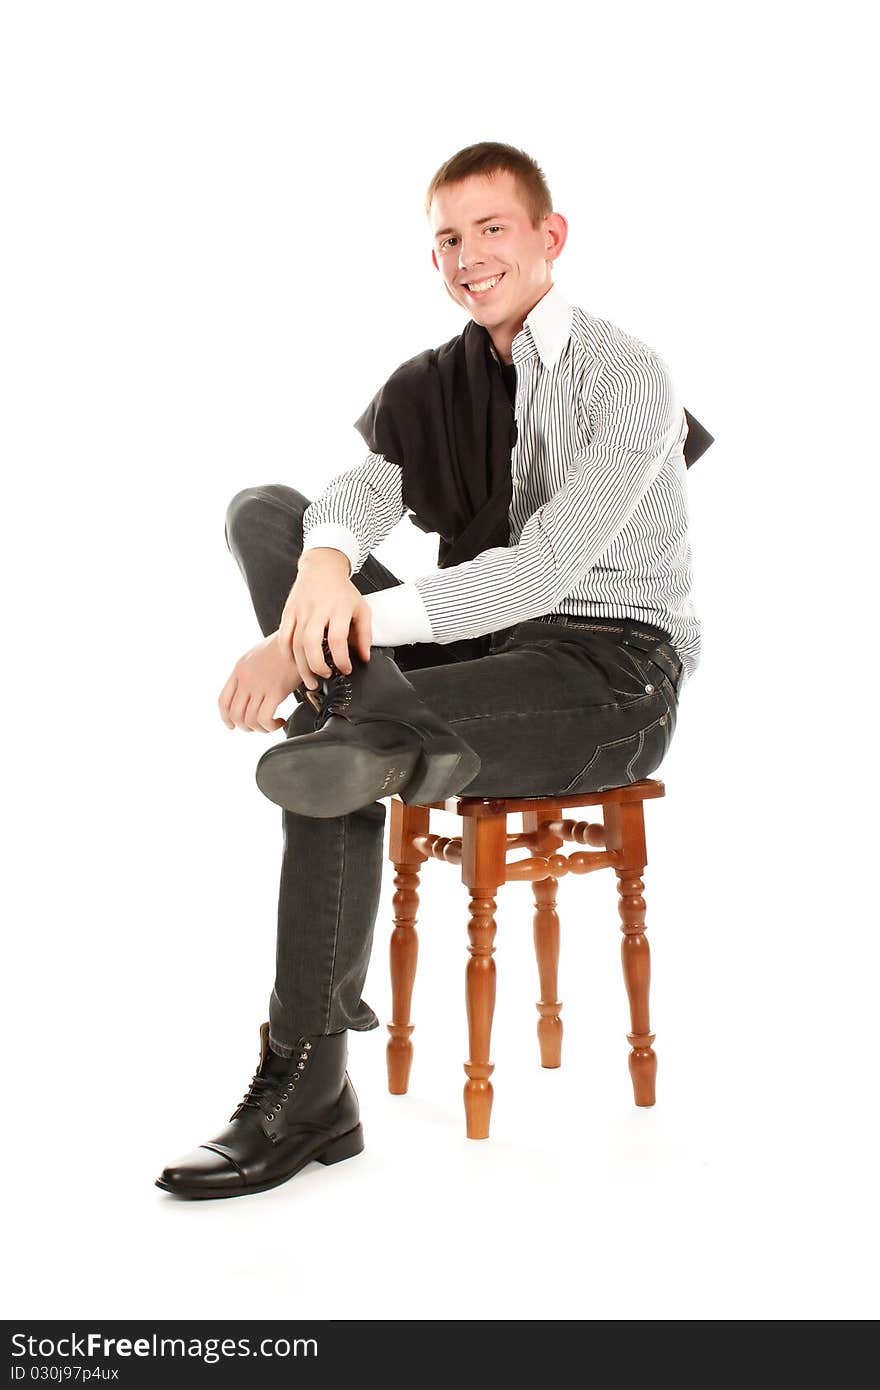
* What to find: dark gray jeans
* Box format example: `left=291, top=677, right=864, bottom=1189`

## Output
left=224, top=484, right=683, bottom=1057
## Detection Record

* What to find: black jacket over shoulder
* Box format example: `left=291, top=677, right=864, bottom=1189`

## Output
left=353, top=318, right=712, bottom=570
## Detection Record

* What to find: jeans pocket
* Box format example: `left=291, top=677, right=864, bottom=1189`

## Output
left=603, top=646, right=663, bottom=706
left=561, top=715, right=670, bottom=794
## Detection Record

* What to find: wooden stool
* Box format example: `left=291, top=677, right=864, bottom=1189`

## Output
left=386, top=779, right=665, bottom=1138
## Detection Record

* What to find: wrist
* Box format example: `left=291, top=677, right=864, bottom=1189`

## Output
left=299, top=547, right=351, bottom=577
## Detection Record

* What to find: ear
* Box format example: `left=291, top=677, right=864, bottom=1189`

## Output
left=431, top=249, right=439, bottom=272
left=544, top=211, right=568, bottom=263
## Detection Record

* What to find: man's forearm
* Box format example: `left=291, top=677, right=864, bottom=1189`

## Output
left=299, top=538, right=433, bottom=649
left=301, top=451, right=406, bottom=575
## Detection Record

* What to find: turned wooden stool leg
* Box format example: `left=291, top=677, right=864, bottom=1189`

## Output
left=386, top=799, right=430, bottom=1095
left=532, top=877, right=563, bottom=1067
left=604, top=799, right=656, bottom=1106
left=616, top=866, right=656, bottom=1104
left=522, top=808, right=563, bottom=1068
left=460, top=812, right=508, bottom=1138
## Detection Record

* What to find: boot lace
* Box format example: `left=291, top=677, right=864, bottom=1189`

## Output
left=313, top=637, right=354, bottom=731
left=314, top=669, right=354, bottom=730
left=232, top=1036, right=313, bottom=1119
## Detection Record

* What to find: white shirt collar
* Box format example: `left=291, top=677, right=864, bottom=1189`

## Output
left=512, top=281, right=574, bottom=371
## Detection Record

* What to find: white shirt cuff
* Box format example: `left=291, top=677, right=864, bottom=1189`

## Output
left=365, top=584, right=434, bottom=647
left=301, top=523, right=359, bottom=576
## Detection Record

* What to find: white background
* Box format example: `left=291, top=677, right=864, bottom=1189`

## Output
left=3, top=0, right=877, bottom=1322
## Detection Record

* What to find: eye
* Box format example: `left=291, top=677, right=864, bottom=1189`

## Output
left=439, top=236, right=458, bottom=252
left=485, top=225, right=502, bottom=234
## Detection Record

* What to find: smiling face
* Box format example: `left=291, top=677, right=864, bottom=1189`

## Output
left=429, top=168, right=567, bottom=357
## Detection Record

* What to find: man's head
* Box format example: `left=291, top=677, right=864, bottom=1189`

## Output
left=426, top=142, right=567, bottom=349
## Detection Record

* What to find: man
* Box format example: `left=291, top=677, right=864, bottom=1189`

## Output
left=156, top=141, right=700, bottom=1199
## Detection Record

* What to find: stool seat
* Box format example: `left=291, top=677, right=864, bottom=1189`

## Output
left=423, top=778, right=666, bottom=815
left=386, top=778, right=666, bottom=1139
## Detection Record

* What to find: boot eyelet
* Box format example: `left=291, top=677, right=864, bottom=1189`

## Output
left=298, top=1061, right=306, bottom=1070
left=281, top=1095, right=288, bottom=1103
left=265, top=1112, right=273, bottom=1120
left=304, top=1042, right=312, bottom=1051
left=274, top=1103, right=282, bottom=1112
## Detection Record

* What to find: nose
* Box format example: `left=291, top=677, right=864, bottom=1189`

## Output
left=457, top=238, right=484, bottom=273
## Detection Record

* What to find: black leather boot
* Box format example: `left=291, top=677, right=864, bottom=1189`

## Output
left=155, top=1023, right=363, bottom=1200
left=255, top=642, right=481, bottom=818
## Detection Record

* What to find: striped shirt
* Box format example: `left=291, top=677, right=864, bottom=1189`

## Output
left=302, top=282, right=701, bottom=683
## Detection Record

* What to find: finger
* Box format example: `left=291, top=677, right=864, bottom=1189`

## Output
left=304, top=626, right=332, bottom=681
left=292, top=631, right=317, bottom=689
left=327, top=619, right=352, bottom=674
left=253, top=693, right=284, bottom=733
left=242, top=690, right=264, bottom=732
left=218, top=675, right=238, bottom=728
left=352, top=609, right=372, bottom=664
left=229, top=685, right=254, bottom=731
left=251, top=695, right=270, bottom=732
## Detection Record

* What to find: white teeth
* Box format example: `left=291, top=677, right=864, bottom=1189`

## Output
left=467, top=275, right=501, bottom=293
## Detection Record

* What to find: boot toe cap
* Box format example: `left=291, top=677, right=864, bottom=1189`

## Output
left=156, top=1145, right=243, bottom=1196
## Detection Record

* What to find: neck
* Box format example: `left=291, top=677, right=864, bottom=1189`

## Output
left=489, top=328, right=516, bottom=365
left=487, top=280, right=554, bottom=366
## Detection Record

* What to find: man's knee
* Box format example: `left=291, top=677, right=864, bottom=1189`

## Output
left=224, top=484, right=311, bottom=549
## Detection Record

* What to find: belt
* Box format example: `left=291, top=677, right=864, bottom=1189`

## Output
left=529, top=614, right=684, bottom=692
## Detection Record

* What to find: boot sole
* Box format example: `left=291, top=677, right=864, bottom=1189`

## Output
left=154, top=1123, right=364, bottom=1200
left=256, top=733, right=481, bottom=816
left=256, top=739, right=422, bottom=817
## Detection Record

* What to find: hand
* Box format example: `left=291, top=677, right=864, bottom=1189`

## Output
left=277, top=548, right=372, bottom=689
left=218, top=632, right=303, bottom=732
